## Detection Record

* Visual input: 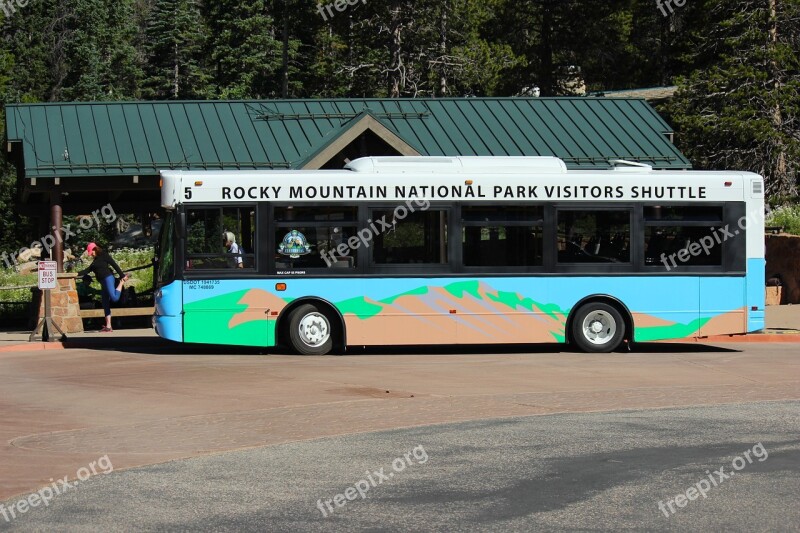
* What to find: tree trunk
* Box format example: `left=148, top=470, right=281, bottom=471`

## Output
left=767, top=0, right=792, bottom=196
left=388, top=3, right=402, bottom=98
left=282, top=0, right=290, bottom=98
left=47, top=3, right=71, bottom=101
left=438, top=2, right=448, bottom=97
left=173, top=42, right=179, bottom=99
left=538, top=2, right=554, bottom=96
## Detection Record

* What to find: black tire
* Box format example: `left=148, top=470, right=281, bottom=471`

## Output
left=288, top=304, right=334, bottom=355
left=570, top=302, right=625, bottom=353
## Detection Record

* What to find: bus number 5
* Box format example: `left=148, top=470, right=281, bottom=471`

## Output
left=184, top=187, right=192, bottom=200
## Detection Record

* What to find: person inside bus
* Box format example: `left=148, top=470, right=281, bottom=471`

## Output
left=78, top=242, right=128, bottom=332
left=223, top=231, right=244, bottom=268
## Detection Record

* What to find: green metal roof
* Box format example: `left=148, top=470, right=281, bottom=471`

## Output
left=4, top=98, right=691, bottom=178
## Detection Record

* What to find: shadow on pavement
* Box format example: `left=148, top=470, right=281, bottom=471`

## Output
left=631, top=342, right=739, bottom=353
left=62, top=336, right=267, bottom=356
left=58, top=335, right=740, bottom=357
left=342, top=342, right=739, bottom=356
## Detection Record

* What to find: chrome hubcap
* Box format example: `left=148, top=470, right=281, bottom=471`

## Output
left=298, top=312, right=330, bottom=347
left=581, top=311, right=617, bottom=345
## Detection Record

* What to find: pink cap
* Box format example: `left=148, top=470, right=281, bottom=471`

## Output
left=86, top=242, right=97, bottom=255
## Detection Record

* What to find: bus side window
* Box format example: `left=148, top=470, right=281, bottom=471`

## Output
left=185, top=207, right=256, bottom=270
left=329, top=256, right=355, bottom=268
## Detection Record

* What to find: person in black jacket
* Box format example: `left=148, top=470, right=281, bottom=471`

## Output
left=78, top=242, right=128, bottom=332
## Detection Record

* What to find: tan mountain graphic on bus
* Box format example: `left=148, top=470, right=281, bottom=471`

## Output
left=185, top=280, right=747, bottom=347
left=341, top=281, right=568, bottom=345
left=228, top=289, right=288, bottom=329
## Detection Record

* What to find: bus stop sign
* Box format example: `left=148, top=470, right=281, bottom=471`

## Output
left=37, top=260, right=57, bottom=290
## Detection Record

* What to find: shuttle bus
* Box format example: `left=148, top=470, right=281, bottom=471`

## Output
left=153, top=156, right=765, bottom=354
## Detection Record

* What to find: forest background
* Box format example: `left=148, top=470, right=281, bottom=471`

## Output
left=0, top=0, right=798, bottom=253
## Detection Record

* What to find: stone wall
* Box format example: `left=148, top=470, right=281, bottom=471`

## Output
left=765, top=234, right=800, bottom=304
left=34, top=273, right=84, bottom=333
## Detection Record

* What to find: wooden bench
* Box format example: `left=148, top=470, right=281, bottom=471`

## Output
left=79, top=307, right=154, bottom=318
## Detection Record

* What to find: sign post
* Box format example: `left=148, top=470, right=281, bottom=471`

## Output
left=30, top=261, right=66, bottom=342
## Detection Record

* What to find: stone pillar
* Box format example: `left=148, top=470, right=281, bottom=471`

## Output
left=36, top=273, right=84, bottom=333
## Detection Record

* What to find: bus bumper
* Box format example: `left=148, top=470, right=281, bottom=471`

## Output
left=747, top=308, right=765, bottom=333
left=153, top=313, right=183, bottom=342
left=747, top=258, right=766, bottom=332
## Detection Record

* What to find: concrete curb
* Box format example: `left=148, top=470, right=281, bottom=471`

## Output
left=0, top=342, right=66, bottom=353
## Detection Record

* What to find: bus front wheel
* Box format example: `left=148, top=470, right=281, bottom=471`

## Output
left=571, top=302, right=625, bottom=353
left=288, top=304, right=334, bottom=355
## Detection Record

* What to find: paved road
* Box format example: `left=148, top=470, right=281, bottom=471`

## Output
left=2, top=341, right=799, bottom=505
left=2, top=401, right=798, bottom=532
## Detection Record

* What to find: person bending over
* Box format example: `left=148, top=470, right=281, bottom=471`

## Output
left=78, top=242, right=128, bottom=332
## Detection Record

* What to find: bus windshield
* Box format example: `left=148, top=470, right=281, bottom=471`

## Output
left=156, top=211, right=175, bottom=287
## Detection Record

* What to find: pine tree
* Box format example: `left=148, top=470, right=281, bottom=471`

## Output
left=302, top=19, right=354, bottom=98
left=60, top=0, right=142, bottom=100
left=1, top=0, right=59, bottom=101
left=487, top=0, right=641, bottom=95
left=314, top=0, right=521, bottom=98
left=104, top=0, right=143, bottom=98
left=0, top=50, right=33, bottom=257
left=143, top=0, right=210, bottom=99
left=203, top=1, right=284, bottom=99
left=421, top=0, right=522, bottom=97
left=666, top=0, right=800, bottom=198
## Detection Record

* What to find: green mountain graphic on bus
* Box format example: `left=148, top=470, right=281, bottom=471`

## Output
left=182, top=280, right=724, bottom=348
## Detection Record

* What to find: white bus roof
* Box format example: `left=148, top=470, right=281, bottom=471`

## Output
left=161, top=156, right=763, bottom=208
left=344, top=156, right=569, bottom=174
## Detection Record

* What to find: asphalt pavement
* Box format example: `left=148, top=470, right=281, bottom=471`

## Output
left=2, top=401, right=798, bottom=532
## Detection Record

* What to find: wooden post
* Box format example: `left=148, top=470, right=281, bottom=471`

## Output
left=51, top=192, right=63, bottom=273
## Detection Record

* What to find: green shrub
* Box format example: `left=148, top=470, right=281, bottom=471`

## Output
left=0, top=247, right=155, bottom=305
left=766, top=204, right=800, bottom=235
left=0, top=270, right=37, bottom=303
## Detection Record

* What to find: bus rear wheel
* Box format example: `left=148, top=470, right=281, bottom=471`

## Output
left=288, top=304, right=334, bottom=355
left=571, top=302, right=625, bottom=353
